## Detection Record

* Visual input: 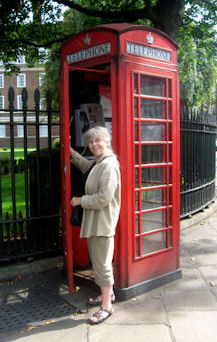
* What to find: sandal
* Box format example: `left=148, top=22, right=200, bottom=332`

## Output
left=89, top=306, right=113, bottom=325
left=88, top=293, right=115, bottom=306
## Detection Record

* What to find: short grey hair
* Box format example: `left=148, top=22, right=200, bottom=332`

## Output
left=84, top=126, right=111, bottom=148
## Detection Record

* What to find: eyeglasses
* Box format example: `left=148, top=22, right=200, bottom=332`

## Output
left=88, top=137, right=102, bottom=145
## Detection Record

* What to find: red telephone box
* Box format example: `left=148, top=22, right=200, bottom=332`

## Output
left=59, top=23, right=181, bottom=299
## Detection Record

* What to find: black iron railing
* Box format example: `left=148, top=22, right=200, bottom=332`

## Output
left=1, top=94, right=217, bottom=263
left=0, top=87, right=61, bottom=263
left=180, top=106, right=217, bottom=218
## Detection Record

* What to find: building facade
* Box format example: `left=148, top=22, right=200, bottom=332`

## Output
left=0, top=57, right=59, bottom=148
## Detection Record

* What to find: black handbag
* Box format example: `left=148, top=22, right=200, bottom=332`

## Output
left=70, top=161, right=95, bottom=226
left=70, top=205, right=83, bottom=226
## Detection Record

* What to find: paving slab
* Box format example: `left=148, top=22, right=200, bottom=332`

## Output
left=162, top=266, right=217, bottom=311
left=106, top=295, right=167, bottom=324
left=168, top=311, right=217, bottom=342
left=0, top=319, right=88, bottom=342
left=199, top=266, right=217, bottom=289
left=89, top=324, right=172, bottom=342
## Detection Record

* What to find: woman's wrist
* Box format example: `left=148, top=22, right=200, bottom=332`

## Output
left=70, top=147, right=76, bottom=158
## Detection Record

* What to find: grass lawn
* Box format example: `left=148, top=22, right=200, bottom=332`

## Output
left=1, top=172, right=26, bottom=219
left=0, top=148, right=36, bottom=161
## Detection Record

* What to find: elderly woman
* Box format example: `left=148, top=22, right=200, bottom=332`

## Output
left=70, top=126, right=121, bottom=324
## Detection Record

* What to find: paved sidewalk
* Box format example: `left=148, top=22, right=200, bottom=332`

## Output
left=1, top=202, right=217, bottom=342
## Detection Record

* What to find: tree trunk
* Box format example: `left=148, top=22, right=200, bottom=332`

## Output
left=153, top=0, right=185, bottom=40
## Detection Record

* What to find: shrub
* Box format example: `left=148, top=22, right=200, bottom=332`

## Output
left=52, top=138, right=60, bottom=148
left=0, top=154, right=11, bottom=175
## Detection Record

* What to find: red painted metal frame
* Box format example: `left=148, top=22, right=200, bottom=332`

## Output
left=59, top=62, right=74, bottom=293
left=59, top=23, right=180, bottom=293
left=122, top=62, right=180, bottom=286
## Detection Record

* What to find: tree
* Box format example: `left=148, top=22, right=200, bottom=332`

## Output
left=178, top=21, right=217, bottom=107
left=0, top=0, right=216, bottom=107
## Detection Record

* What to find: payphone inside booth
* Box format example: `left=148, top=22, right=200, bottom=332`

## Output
left=69, top=68, right=112, bottom=148
left=60, top=23, right=181, bottom=297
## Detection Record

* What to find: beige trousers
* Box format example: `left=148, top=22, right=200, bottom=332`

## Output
left=87, top=236, right=114, bottom=287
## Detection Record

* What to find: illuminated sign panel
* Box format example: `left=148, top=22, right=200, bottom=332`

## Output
left=127, top=42, right=171, bottom=62
left=66, top=42, right=111, bottom=63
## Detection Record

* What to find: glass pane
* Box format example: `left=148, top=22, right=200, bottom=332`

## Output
left=134, top=121, right=138, bottom=141
left=141, top=122, right=167, bottom=141
left=141, top=145, right=171, bottom=164
left=168, top=123, right=172, bottom=141
left=40, top=125, right=48, bottom=137
left=136, top=237, right=140, bottom=257
left=141, top=210, right=167, bottom=233
left=141, top=232, right=167, bottom=255
left=169, top=166, right=172, bottom=184
left=134, top=97, right=138, bottom=118
left=135, top=145, right=139, bottom=164
left=141, top=167, right=168, bottom=187
left=135, top=169, right=139, bottom=188
left=168, top=229, right=173, bottom=247
left=169, top=209, right=172, bottom=226
left=134, top=74, right=138, bottom=94
left=0, top=124, right=6, bottom=137
left=168, top=79, right=172, bottom=98
left=135, top=214, right=139, bottom=234
left=168, top=101, right=172, bottom=120
left=141, top=188, right=167, bottom=210
left=17, top=124, right=24, bottom=138
left=140, top=99, right=166, bottom=119
left=140, top=75, right=166, bottom=97
left=135, top=191, right=139, bottom=211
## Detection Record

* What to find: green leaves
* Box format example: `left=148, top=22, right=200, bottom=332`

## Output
left=0, top=0, right=216, bottom=107
left=178, top=18, right=217, bottom=107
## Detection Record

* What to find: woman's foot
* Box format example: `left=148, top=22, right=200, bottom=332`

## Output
left=89, top=306, right=113, bottom=324
left=88, top=293, right=115, bottom=306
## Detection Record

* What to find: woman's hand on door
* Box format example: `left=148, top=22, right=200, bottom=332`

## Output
left=71, top=197, right=81, bottom=207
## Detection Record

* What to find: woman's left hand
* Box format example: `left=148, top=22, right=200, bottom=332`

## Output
left=71, top=197, right=81, bottom=207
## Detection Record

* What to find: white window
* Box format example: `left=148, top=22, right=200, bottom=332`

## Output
left=40, top=125, right=48, bottom=137
left=0, top=95, right=4, bottom=109
left=17, top=74, right=26, bottom=88
left=0, top=125, right=6, bottom=137
left=17, top=95, right=23, bottom=110
left=17, top=124, right=24, bottom=137
left=39, top=73, right=46, bottom=87
left=0, top=74, right=4, bottom=88
left=17, top=55, right=26, bottom=64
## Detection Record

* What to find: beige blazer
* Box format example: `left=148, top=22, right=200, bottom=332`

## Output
left=71, top=151, right=121, bottom=238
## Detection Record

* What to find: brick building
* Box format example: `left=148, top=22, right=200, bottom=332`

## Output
left=0, top=56, right=59, bottom=148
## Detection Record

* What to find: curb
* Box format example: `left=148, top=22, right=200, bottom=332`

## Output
left=180, top=196, right=217, bottom=230
left=0, top=255, right=64, bottom=282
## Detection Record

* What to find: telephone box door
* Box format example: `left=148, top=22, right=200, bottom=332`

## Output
left=126, top=63, right=180, bottom=286
left=60, top=64, right=112, bottom=293
left=59, top=62, right=74, bottom=293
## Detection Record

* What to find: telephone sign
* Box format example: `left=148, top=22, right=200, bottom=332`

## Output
left=66, top=42, right=111, bottom=63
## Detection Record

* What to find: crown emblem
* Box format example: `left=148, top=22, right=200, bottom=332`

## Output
left=147, top=32, right=154, bottom=44
left=83, top=34, right=91, bottom=46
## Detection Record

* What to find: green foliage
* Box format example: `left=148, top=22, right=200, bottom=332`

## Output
left=178, top=18, right=217, bottom=107
left=52, top=138, right=60, bottom=148
left=0, top=0, right=67, bottom=72
left=0, top=0, right=216, bottom=107
left=40, top=47, right=60, bottom=110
